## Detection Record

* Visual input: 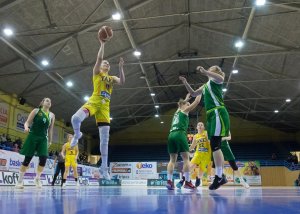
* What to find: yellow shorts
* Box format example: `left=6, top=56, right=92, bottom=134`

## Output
left=191, top=154, right=210, bottom=172
left=65, top=156, right=77, bottom=168
left=82, top=96, right=110, bottom=124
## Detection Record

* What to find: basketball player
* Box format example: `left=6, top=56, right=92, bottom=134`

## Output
left=51, top=150, right=65, bottom=186
left=212, top=131, right=250, bottom=188
left=15, top=98, right=55, bottom=189
left=61, top=134, right=80, bottom=187
left=70, top=31, right=125, bottom=180
left=179, top=65, right=229, bottom=190
left=166, top=93, right=202, bottom=190
left=176, top=122, right=211, bottom=188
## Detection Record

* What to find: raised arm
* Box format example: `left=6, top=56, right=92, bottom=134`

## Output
left=179, top=76, right=204, bottom=97
left=112, top=57, right=125, bottom=85
left=197, top=66, right=224, bottom=84
left=182, top=94, right=202, bottom=113
left=47, top=113, right=55, bottom=147
left=93, top=40, right=105, bottom=76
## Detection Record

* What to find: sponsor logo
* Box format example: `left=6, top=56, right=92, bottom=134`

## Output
left=111, top=168, right=131, bottom=173
left=0, top=172, right=19, bottom=185
left=0, top=158, right=7, bottom=166
left=9, top=159, right=34, bottom=168
left=147, top=179, right=168, bottom=186
left=99, top=179, right=121, bottom=186
left=136, top=162, right=153, bottom=169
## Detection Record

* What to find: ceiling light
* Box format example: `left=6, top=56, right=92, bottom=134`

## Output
left=160, top=121, right=164, bottom=124
left=274, top=110, right=279, bottom=113
left=112, top=12, right=121, bottom=20
left=110, top=117, right=113, bottom=120
left=286, top=98, right=291, bottom=103
left=235, top=40, right=244, bottom=48
left=41, top=60, right=49, bottom=66
left=155, top=105, right=159, bottom=108
left=255, top=0, right=266, bottom=6
left=150, top=93, right=155, bottom=96
left=3, top=28, right=13, bottom=37
left=66, top=81, right=73, bottom=87
left=155, top=114, right=159, bottom=118
left=232, top=69, right=239, bottom=74
left=222, top=88, right=227, bottom=92
left=133, top=51, right=141, bottom=57
left=84, top=96, right=89, bottom=101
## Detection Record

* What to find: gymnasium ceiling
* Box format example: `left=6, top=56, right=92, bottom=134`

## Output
left=0, top=0, right=300, bottom=136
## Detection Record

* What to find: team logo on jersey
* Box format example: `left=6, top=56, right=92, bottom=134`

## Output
left=38, top=112, right=42, bottom=116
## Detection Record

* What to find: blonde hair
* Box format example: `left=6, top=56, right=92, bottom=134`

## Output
left=210, top=66, right=225, bottom=77
left=177, top=98, right=188, bottom=107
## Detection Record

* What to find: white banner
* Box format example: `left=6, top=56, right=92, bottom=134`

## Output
left=132, top=162, right=158, bottom=179
left=0, top=102, right=9, bottom=128
left=121, top=179, right=147, bottom=186
left=15, top=108, right=28, bottom=132
left=0, top=149, right=100, bottom=186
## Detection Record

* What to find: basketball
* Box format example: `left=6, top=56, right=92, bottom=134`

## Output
left=98, top=26, right=113, bottom=42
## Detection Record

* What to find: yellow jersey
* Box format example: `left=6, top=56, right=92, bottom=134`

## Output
left=194, top=131, right=211, bottom=156
left=65, top=142, right=77, bottom=156
left=91, top=72, right=114, bottom=103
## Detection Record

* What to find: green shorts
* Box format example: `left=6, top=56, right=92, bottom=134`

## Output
left=206, top=106, right=230, bottom=139
left=167, top=131, right=189, bottom=154
left=20, top=133, right=48, bottom=157
left=221, top=140, right=235, bottom=161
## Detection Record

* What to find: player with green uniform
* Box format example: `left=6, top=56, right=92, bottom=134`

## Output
left=166, top=93, right=202, bottom=190
left=180, top=65, right=229, bottom=190
left=15, top=98, right=55, bottom=189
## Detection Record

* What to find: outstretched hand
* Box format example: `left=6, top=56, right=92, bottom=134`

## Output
left=179, top=76, right=187, bottom=83
left=196, top=66, right=207, bottom=74
left=184, top=93, right=191, bottom=102
left=119, top=57, right=124, bottom=67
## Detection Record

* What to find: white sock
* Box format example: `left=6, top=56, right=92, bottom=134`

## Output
left=184, top=172, right=190, bottom=182
left=18, top=171, right=25, bottom=183
left=215, top=167, right=223, bottom=177
left=167, top=173, right=173, bottom=180
left=99, top=126, right=110, bottom=168
left=71, top=109, right=88, bottom=137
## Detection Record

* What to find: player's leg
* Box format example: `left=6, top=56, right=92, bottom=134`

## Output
left=166, top=153, right=178, bottom=190
left=70, top=107, right=90, bottom=147
left=97, top=105, right=111, bottom=180
left=15, top=156, right=33, bottom=189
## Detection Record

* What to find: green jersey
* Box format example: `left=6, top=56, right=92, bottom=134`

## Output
left=30, top=108, right=51, bottom=137
left=170, top=110, right=189, bottom=133
left=203, top=80, right=225, bottom=111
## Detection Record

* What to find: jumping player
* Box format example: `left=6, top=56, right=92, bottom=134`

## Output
left=180, top=65, right=229, bottom=190
left=69, top=33, right=125, bottom=180
left=166, top=93, right=202, bottom=190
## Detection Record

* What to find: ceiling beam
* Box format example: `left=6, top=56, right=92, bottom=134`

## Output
left=0, top=0, right=24, bottom=13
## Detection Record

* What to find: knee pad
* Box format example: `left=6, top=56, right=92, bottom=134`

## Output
left=39, top=156, right=47, bottom=167
left=210, top=136, right=222, bottom=152
left=229, top=160, right=238, bottom=171
left=22, top=156, right=33, bottom=167
left=71, top=109, right=88, bottom=124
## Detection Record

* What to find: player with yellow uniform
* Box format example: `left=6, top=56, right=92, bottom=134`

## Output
left=70, top=35, right=125, bottom=180
left=176, top=122, right=211, bottom=188
left=61, top=134, right=79, bottom=187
